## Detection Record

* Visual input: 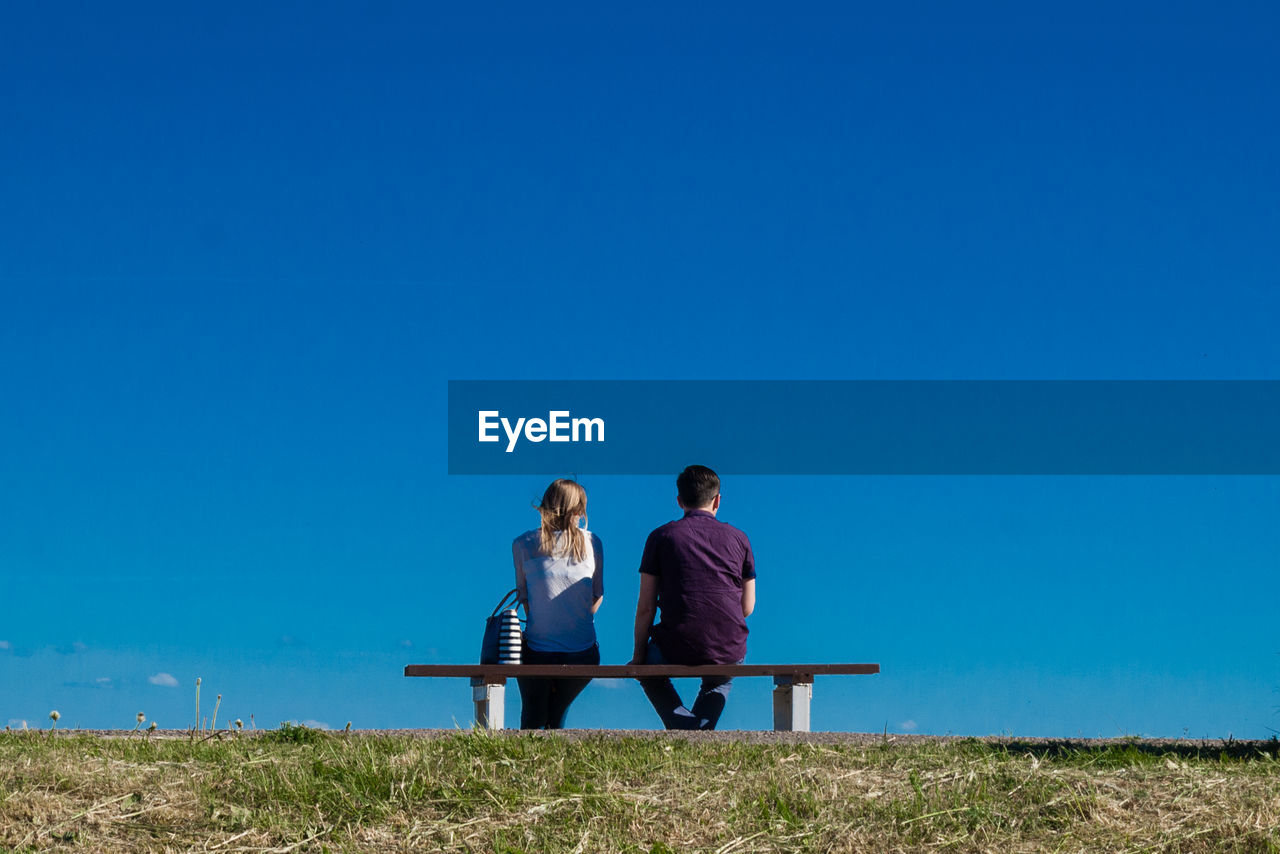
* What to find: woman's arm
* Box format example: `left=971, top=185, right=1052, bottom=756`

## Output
left=512, top=537, right=529, bottom=608
left=590, top=533, right=604, bottom=614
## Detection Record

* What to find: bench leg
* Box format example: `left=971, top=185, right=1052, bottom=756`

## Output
left=772, top=676, right=812, bottom=732
left=471, top=678, right=506, bottom=730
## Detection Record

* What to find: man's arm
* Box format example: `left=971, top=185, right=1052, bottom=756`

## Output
left=740, top=532, right=756, bottom=618
left=741, top=578, right=755, bottom=618
left=629, top=573, right=659, bottom=664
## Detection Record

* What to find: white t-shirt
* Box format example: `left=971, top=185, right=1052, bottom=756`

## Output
left=512, top=528, right=604, bottom=653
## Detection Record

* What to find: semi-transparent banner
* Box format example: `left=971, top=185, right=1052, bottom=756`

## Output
left=447, top=381, right=1280, bottom=475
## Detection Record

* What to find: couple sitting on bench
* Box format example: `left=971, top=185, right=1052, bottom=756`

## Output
left=513, top=465, right=757, bottom=731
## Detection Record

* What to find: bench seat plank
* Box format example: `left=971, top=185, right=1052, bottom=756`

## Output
left=407, top=663, right=879, bottom=732
left=405, top=663, right=879, bottom=679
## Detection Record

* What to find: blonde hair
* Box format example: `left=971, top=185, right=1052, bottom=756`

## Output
left=536, top=479, right=588, bottom=563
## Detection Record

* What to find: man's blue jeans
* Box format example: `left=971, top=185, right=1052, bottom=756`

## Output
left=638, top=641, right=736, bottom=730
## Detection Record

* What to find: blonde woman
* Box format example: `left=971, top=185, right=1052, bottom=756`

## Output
left=512, top=479, right=604, bottom=729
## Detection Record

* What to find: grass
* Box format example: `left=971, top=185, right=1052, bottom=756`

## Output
left=1, top=731, right=1278, bottom=852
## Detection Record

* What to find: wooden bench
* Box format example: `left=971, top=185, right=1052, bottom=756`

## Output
left=403, top=663, right=880, bottom=732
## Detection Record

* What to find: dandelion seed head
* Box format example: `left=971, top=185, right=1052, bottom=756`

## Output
left=137, top=712, right=145, bottom=723
left=49, top=710, right=60, bottom=721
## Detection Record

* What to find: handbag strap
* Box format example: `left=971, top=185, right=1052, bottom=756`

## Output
left=490, top=588, right=521, bottom=617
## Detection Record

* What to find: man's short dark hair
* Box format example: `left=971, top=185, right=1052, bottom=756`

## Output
left=677, top=465, right=720, bottom=508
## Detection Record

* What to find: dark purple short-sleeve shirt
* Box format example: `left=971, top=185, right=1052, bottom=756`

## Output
left=638, top=509, right=756, bottom=665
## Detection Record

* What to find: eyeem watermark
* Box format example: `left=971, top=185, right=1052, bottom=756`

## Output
left=451, top=380, right=1280, bottom=474
left=478, top=410, right=605, bottom=453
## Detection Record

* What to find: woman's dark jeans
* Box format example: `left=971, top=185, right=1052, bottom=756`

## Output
left=518, top=642, right=600, bottom=729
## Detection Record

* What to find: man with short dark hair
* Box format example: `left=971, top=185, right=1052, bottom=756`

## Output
left=630, top=465, right=757, bottom=730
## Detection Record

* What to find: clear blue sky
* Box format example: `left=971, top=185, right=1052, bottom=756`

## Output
left=2, top=2, right=1277, bottom=735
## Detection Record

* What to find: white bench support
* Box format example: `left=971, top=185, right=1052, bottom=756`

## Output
left=471, top=678, right=506, bottom=730
left=772, top=676, right=812, bottom=732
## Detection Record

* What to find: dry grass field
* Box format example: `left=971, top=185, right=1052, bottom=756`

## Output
left=2, top=728, right=1278, bottom=852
